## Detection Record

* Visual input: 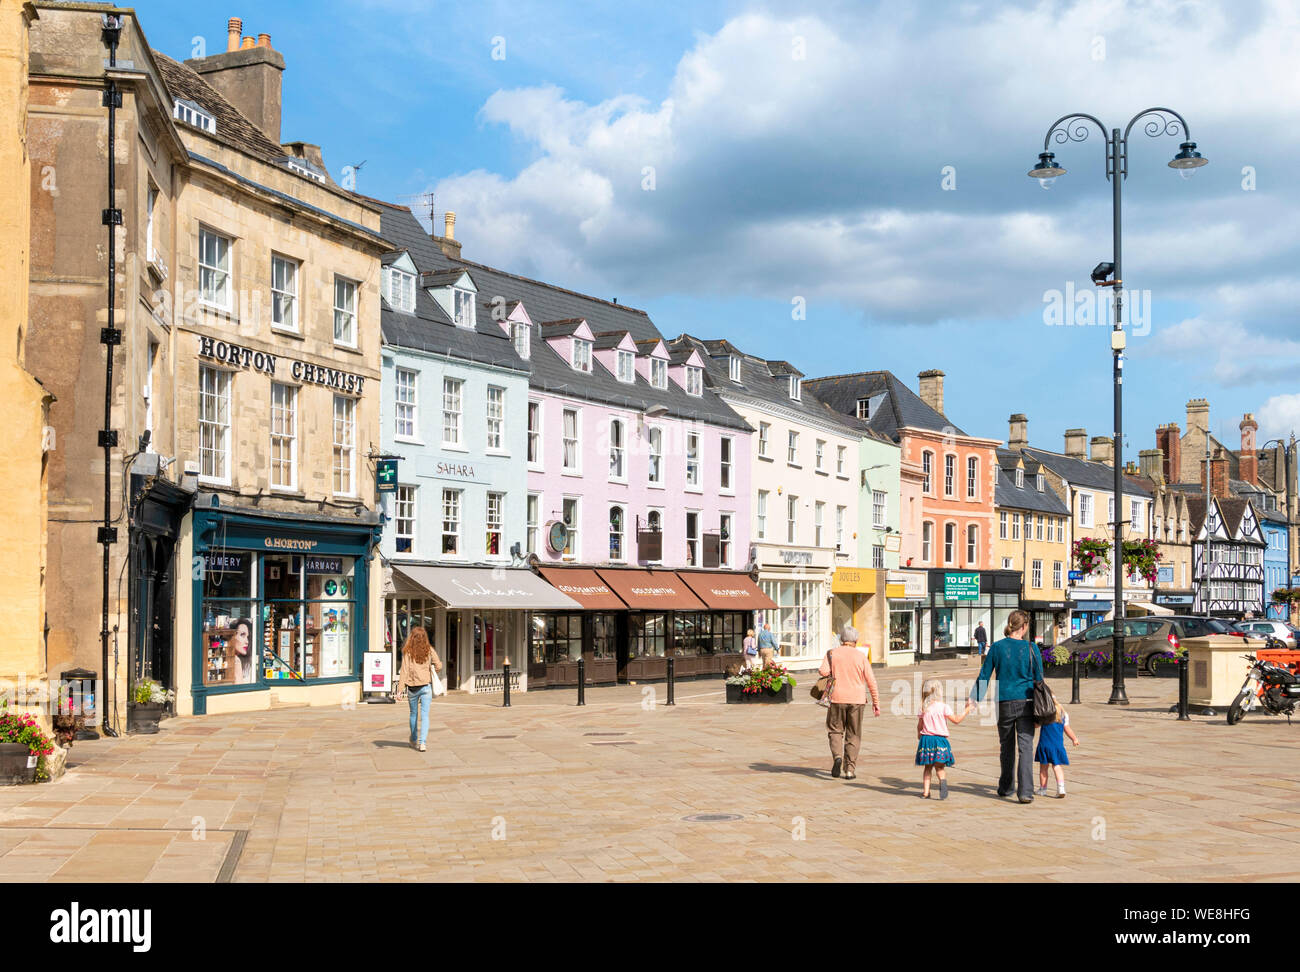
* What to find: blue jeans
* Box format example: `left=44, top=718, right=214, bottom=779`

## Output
left=407, top=684, right=431, bottom=746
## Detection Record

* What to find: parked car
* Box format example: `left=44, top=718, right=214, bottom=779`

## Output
left=1063, top=615, right=1265, bottom=673
left=1232, top=619, right=1299, bottom=649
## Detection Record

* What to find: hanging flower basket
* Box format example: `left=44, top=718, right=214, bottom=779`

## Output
left=1072, top=537, right=1163, bottom=585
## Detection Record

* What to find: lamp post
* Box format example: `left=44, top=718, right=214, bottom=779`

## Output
left=1028, top=108, right=1208, bottom=706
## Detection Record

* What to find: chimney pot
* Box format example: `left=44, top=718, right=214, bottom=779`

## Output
left=227, top=17, right=242, bottom=52
left=444, top=211, right=456, bottom=241
left=241, top=35, right=255, bottom=49
left=258, top=33, right=272, bottom=48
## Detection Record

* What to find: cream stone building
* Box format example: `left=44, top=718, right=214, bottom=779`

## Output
left=26, top=6, right=389, bottom=725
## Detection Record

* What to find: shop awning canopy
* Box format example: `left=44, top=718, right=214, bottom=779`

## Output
left=537, top=568, right=627, bottom=611
left=392, top=566, right=581, bottom=610
left=676, top=570, right=776, bottom=610
left=595, top=569, right=706, bottom=611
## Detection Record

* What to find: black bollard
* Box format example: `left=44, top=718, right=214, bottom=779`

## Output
left=666, top=656, right=675, bottom=706
left=1177, top=652, right=1190, bottom=721
left=1070, top=651, right=1081, bottom=705
left=502, top=657, right=511, bottom=708
left=577, top=656, right=585, bottom=706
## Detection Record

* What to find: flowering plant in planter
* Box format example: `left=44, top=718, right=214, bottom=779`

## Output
left=724, top=663, right=797, bottom=694
left=0, top=701, right=55, bottom=782
left=131, top=680, right=174, bottom=706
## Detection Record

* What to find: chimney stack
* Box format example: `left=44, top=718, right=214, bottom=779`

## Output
left=186, top=19, right=286, bottom=143
left=1090, top=435, right=1114, bottom=466
left=1008, top=413, right=1028, bottom=451
left=917, top=369, right=945, bottom=416
left=1155, top=422, right=1182, bottom=486
left=1186, top=397, right=1210, bottom=435
left=432, top=210, right=462, bottom=259
left=1201, top=446, right=1230, bottom=499
left=1064, top=428, right=1087, bottom=459
left=1139, top=449, right=1164, bottom=485
left=1239, top=413, right=1259, bottom=486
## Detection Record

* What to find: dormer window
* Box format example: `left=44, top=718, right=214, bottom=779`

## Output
left=1015, top=468, right=1025, bottom=488
left=857, top=398, right=870, bottom=420
left=650, top=358, right=667, bottom=390
left=282, top=157, right=326, bottom=184
left=729, top=356, right=741, bottom=382
left=384, top=266, right=416, bottom=313
left=512, top=322, right=530, bottom=360
left=453, top=288, right=476, bottom=328
left=686, top=366, right=703, bottom=396
left=1036, top=473, right=1045, bottom=492
left=572, top=339, right=592, bottom=373
left=788, top=376, right=801, bottom=401
left=616, top=349, right=635, bottom=383
left=173, top=99, right=215, bottom=133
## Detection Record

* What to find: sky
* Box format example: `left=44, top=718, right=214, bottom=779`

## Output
left=141, top=0, right=1300, bottom=457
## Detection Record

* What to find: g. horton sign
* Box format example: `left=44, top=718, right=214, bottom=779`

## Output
left=198, top=336, right=367, bottom=395
left=944, top=572, right=980, bottom=600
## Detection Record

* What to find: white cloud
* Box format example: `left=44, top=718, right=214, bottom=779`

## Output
left=1257, top=394, right=1300, bottom=443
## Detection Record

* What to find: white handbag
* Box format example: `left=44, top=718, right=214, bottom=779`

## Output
left=430, top=670, right=447, bottom=697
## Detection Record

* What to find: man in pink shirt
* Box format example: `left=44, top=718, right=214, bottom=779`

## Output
left=819, top=624, right=881, bottom=780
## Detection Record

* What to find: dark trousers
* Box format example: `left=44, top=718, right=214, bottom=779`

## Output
left=997, top=699, right=1035, bottom=799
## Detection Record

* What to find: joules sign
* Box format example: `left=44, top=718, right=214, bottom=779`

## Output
left=198, top=336, right=367, bottom=394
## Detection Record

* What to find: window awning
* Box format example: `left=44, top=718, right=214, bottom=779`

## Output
left=676, top=570, right=776, bottom=610
left=595, top=569, right=705, bottom=611
left=537, top=568, right=627, bottom=611
left=392, top=566, right=581, bottom=610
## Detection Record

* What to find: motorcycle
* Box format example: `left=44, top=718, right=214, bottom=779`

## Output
left=1226, top=638, right=1300, bottom=725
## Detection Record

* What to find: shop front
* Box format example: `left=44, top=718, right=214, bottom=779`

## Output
left=1154, top=591, right=1195, bottom=614
left=1021, top=599, right=1068, bottom=646
left=530, top=568, right=626, bottom=688
left=829, top=566, right=889, bottom=664
left=182, top=504, right=383, bottom=716
left=918, top=570, right=1021, bottom=657
left=1069, top=591, right=1111, bottom=634
left=885, top=569, right=929, bottom=664
left=754, top=543, right=834, bottom=668
left=387, top=565, right=580, bottom=693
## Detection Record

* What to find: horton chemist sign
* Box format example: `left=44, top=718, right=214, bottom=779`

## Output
left=944, top=572, right=980, bottom=601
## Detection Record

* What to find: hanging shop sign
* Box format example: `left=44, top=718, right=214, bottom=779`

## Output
left=376, top=459, right=398, bottom=492
left=197, top=335, right=367, bottom=395
left=886, top=570, right=928, bottom=599
left=547, top=520, right=570, bottom=554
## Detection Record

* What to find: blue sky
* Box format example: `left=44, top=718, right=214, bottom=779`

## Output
left=142, top=0, right=1300, bottom=457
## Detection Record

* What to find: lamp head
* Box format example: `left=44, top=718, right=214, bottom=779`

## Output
left=1168, top=141, right=1208, bottom=178
left=1028, top=152, right=1065, bottom=188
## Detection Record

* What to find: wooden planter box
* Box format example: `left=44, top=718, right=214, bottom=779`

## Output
left=0, top=743, right=36, bottom=785
left=726, top=682, right=793, bottom=704
left=127, top=702, right=165, bottom=734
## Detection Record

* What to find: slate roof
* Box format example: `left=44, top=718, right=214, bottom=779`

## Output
left=802, top=372, right=967, bottom=441
left=1021, top=448, right=1152, bottom=498
left=373, top=202, right=749, bottom=430
left=993, top=449, right=1069, bottom=514
left=376, top=203, right=529, bottom=373
left=153, top=52, right=289, bottom=165
left=670, top=335, right=862, bottom=437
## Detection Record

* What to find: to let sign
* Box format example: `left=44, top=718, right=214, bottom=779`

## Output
left=944, top=572, right=980, bottom=601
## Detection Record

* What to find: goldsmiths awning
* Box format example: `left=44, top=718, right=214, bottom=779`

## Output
left=392, top=566, right=581, bottom=610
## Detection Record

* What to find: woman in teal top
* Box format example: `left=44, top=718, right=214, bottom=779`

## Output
left=969, top=610, right=1042, bottom=803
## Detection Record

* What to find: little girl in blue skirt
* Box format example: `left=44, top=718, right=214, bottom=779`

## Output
left=916, top=678, right=974, bottom=799
left=1035, top=689, right=1080, bottom=798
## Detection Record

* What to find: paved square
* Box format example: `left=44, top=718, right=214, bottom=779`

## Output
left=1, top=660, right=1297, bottom=882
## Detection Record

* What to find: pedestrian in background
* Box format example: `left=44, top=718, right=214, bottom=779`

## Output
left=818, top=624, right=880, bottom=781
left=757, top=622, right=778, bottom=667
left=974, top=621, right=988, bottom=662
left=969, top=609, right=1043, bottom=803
left=394, top=627, right=442, bottom=752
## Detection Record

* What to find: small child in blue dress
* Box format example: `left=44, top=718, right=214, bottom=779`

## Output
left=915, top=678, right=974, bottom=799
left=1035, top=688, right=1080, bottom=799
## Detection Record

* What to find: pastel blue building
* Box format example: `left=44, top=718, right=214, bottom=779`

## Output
left=375, top=203, right=574, bottom=691
left=1261, top=510, right=1290, bottom=619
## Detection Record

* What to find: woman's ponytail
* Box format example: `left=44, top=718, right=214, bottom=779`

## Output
left=1003, top=610, right=1031, bottom=638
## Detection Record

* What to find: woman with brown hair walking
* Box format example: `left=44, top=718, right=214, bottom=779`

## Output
left=394, top=627, right=442, bottom=751
left=969, top=610, right=1043, bottom=803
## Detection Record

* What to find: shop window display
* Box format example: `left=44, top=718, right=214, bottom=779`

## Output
left=201, top=550, right=258, bottom=685
left=629, top=613, right=667, bottom=657
left=261, top=554, right=356, bottom=681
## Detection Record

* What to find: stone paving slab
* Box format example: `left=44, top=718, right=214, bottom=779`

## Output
left=0, top=661, right=1295, bottom=882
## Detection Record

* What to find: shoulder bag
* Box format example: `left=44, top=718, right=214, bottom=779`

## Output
left=810, top=649, right=834, bottom=706
left=1028, top=641, right=1053, bottom=723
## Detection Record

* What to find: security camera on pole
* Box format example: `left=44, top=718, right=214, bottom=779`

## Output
left=1028, top=108, right=1208, bottom=705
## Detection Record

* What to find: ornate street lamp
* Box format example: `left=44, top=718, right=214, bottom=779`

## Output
left=1028, top=108, right=1208, bottom=705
